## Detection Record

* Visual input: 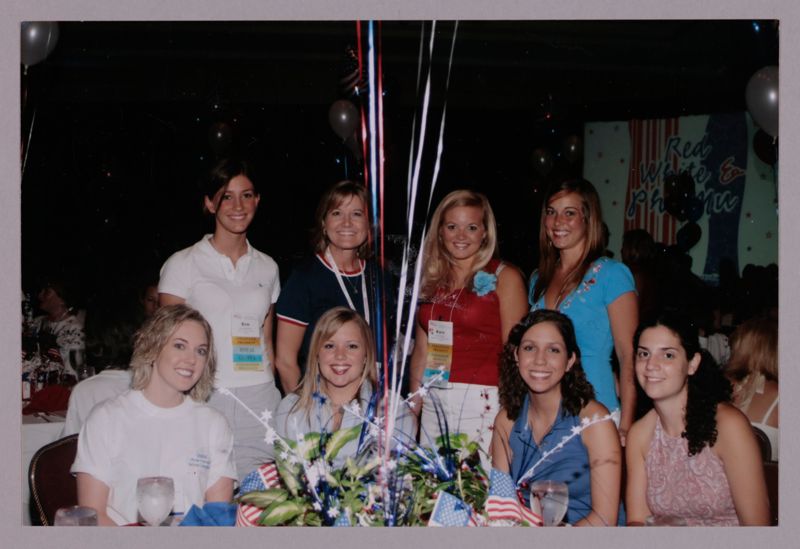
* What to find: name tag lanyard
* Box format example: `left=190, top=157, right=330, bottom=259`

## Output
left=325, top=247, right=370, bottom=323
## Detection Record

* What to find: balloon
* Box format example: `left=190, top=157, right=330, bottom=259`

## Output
left=531, top=148, right=553, bottom=177
left=562, top=134, right=583, bottom=164
left=208, top=122, right=233, bottom=155
left=753, top=129, right=778, bottom=165
left=328, top=99, right=359, bottom=141
left=676, top=222, right=702, bottom=252
left=745, top=65, right=779, bottom=138
left=663, top=172, right=695, bottom=221
left=687, top=196, right=705, bottom=223
left=21, top=22, right=59, bottom=68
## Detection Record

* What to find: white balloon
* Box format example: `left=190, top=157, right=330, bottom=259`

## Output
left=21, top=21, right=60, bottom=68
left=745, top=65, right=779, bottom=138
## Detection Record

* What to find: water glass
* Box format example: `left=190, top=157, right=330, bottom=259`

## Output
left=136, top=476, right=175, bottom=526
left=530, top=480, right=570, bottom=526
left=53, top=505, right=98, bottom=526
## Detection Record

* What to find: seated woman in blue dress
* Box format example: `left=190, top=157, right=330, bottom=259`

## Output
left=490, top=309, right=621, bottom=526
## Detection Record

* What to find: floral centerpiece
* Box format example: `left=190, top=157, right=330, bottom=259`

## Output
left=226, top=379, right=618, bottom=527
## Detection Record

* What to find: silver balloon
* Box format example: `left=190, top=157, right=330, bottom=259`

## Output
left=21, top=21, right=60, bottom=68
left=745, top=65, right=779, bottom=138
left=328, top=99, right=359, bottom=141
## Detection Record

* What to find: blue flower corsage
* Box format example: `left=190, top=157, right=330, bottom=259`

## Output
left=473, top=270, right=497, bottom=296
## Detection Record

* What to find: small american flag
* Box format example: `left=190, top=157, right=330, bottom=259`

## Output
left=485, top=469, right=543, bottom=526
left=428, top=491, right=480, bottom=527
left=236, top=462, right=282, bottom=527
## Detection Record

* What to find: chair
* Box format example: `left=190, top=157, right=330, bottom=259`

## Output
left=752, top=426, right=772, bottom=462
left=28, top=434, right=79, bottom=526
left=763, top=461, right=778, bottom=526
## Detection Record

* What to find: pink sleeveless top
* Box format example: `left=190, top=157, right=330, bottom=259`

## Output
left=645, top=416, right=739, bottom=526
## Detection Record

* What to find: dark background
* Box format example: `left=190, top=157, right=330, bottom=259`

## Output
left=20, top=20, right=779, bottom=311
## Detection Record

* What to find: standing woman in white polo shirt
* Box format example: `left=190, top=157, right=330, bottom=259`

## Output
left=158, top=158, right=281, bottom=481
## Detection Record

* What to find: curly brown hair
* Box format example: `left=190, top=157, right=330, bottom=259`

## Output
left=498, top=309, right=595, bottom=420
left=634, top=312, right=732, bottom=456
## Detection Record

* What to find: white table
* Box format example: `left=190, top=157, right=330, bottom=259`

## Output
left=22, top=412, right=67, bottom=525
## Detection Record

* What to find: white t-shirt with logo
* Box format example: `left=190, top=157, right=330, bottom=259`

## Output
left=71, top=390, right=236, bottom=525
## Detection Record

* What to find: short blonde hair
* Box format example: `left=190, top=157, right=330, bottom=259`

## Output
left=420, top=189, right=498, bottom=298
left=294, top=307, right=377, bottom=416
left=312, top=180, right=372, bottom=258
left=130, top=304, right=217, bottom=402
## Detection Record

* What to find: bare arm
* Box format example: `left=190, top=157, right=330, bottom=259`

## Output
left=76, top=472, right=116, bottom=526
left=490, top=411, right=514, bottom=473
left=158, top=292, right=185, bottom=307
left=204, top=476, right=235, bottom=503
left=574, top=402, right=622, bottom=526
left=715, top=404, right=771, bottom=525
left=496, top=265, right=529, bottom=342
left=624, top=413, right=654, bottom=526
left=274, top=319, right=305, bottom=394
left=607, top=291, right=638, bottom=444
left=408, top=321, right=428, bottom=418
left=262, top=306, right=276, bottom=373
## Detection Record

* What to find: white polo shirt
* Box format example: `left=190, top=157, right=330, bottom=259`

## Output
left=159, top=235, right=280, bottom=389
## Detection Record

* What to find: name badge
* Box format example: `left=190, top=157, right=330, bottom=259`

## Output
left=424, top=320, right=453, bottom=387
left=232, top=313, right=264, bottom=372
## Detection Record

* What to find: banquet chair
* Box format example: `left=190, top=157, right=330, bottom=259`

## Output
left=763, top=460, right=778, bottom=526
left=752, top=426, right=772, bottom=462
left=28, top=433, right=79, bottom=526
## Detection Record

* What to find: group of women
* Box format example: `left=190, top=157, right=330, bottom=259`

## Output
left=70, top=157, right=772, bottom=526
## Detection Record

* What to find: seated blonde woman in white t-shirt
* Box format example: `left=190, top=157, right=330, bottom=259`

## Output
left=72, top=305, right=236, bottom=525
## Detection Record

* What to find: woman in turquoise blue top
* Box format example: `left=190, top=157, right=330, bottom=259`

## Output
left=491, top=310, right=622, bottom=526
left=529, top=179, right=638, bottom=445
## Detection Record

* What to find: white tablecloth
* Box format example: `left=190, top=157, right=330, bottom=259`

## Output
left=22, top=412, right=67, bottom=525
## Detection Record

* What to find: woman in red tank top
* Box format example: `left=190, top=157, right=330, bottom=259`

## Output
left=409, top=189, right=528, bottom=469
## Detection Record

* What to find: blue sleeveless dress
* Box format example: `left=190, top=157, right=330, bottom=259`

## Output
left=507, top=395, right=593, bottom=525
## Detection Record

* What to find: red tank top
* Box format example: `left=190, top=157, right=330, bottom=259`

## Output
left=417, top=259, right=504, bottom=386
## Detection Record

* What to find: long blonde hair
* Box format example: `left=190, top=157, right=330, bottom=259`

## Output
left=726, top=315, right=778, bottom=407
left=420, top=189, right=499, bottom=298
left=293, top=307, right=377, bottom=418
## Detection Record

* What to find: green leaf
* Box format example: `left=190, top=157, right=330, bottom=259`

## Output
left=325, top=425, right=362, bottom=461
left=303, top=512, right=323, bottom=526
left=239, top=488, right=289, bottom=508
left=299, top=432, right=323, bottom=461
left=274, top=459, right=302, bottom=497
left=259, top=500, right=307, bottom=526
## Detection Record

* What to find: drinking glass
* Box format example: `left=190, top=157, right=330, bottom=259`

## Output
left=136, top=476, right=175, bottom=526
left=69, top=349, right=94, bottom=380
left=53, top=505, right=98, bottom=526
left=530, top=480, right=570, bottom=526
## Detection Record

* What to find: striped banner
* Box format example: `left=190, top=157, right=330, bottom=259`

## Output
left=625, top=118, right=681, bottom=245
